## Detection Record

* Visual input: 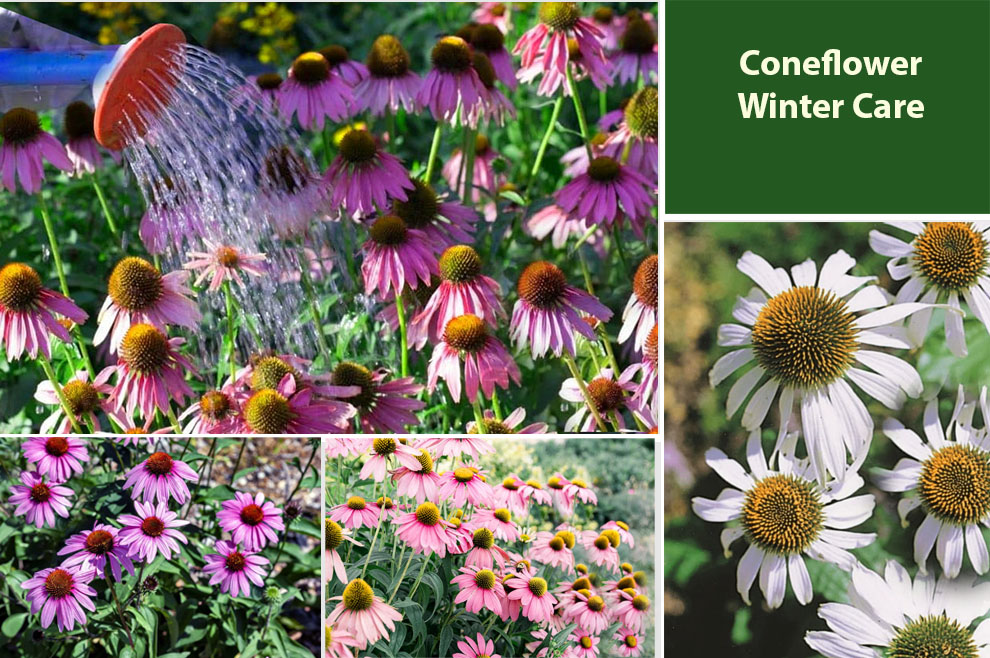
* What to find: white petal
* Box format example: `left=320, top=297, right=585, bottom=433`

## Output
left=805, top=632, right=877, bottom=658
left=854, top=350, right=923, bottom=398
left=894, top=276, right=925, bottom=304
left=886, top=220, right=925, bottom=235
left=936, top=522, right=964, bottom=578
left=898, top=497, right=922, bottom=526
left=742, top=378, right=779, bottom=430
left=973, top=618, right=990, bottom=646
left=820, top=529, right=877, bottom=549
left=845, top=285, right=888, bottom=313
left=691, top=491, right=744, bottom=522
left=850, top=565, right=904, bottom=628
left=963, top=285, right=990, bottom=331
left=966, top=524, right=990, bottom=575
left=912, top=567, right=937, bottom=616
left=807, top=538, right=856, bottom=570
left=923, top=398, right=947, bottom=449
left=914, top=514, right=941, bottom=574
left=884, top=561, right=917, bottom=619
left=818, top=602, right=893, bottom=645
left=746, top=430, right=769, bottom=480
left=856, top=326, right=913, bottom=349
left=738, top=251, right=790, bottom=297
left=869, top=230, right=914, bottom=258
left=829, top=379, right=872, bottom=455
left=872, top=459, right=922, bottom=492
left=788, top=554, right=813, bottom=605
left=945, top=291, right=968, bottom=358
left=824, top=495, right=876, bottom=529
left=704, top=448, right=755, bottom=491
left=881, top=418, right=932, bottom=461
left=736, top=543, right=763, bottom=605
left=846, top=367, right=906, bottom=410
left=855, top=302, right=940, bottom=329
left=759, top=552, right=787, bottom=609
left=817, top=250, right=857, bottom=293
left=772, top=386, right=796, bottom=459
left=710, top=349, right=754, bottom=388
left=889, top=262, right=914, bottom=280
left=802, top=390, right=846, bottom=482
left=717, top=323, right=752, bottom=346
left=732, top=289, right=766, bottom=325
left=726, top=366, right=764, bottom=418
left=720, top=527, right=744, bottom=557
left=791, top=259, right=817, bottom=287
left=907, top=287, right=938, bottom=346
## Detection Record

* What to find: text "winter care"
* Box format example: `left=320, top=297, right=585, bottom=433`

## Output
left=738, top=49, right=925, bottom=119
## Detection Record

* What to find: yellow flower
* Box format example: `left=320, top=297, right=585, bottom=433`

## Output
left=240, top=2, right=295, bottom=37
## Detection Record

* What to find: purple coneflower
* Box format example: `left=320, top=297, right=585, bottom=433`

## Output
left=470, top=24, right=516, bottom=89
left=63, top=101, right=120, bottom=175
left=260, top=146, right=328, bottom=239
left=21, top=437, right=88, bottom=483
left=560, top=367, right=648, bottom=432
left=21, top=566, right=95, bottom=632
left=279, top=52, right=354, bottom=130
left=417, top=36, right=486, bottom=124
left=238, top=373, right=356, bottom=435
left=629, top=324, right=658, bottom=417
left=467, top=52, right=516, bottom=128
left=58, top=523, right=135, bottom=582
left=118, top=500, right=191, bottom=561
left=178, top=386, right=240, bottom=434
left=392, top=180, right=478, bottom=250
left=324, top=129, right=414, bottom=215
left=123, top=450, right=198, bottom=505
left=35, top=367, right=117, bottom=434
left=218, top=492, right=285, bottom=551
left=601, top=87, right=658, bottom=180
left=330, top=362, right=425, bottom=433
left=320, top=45, right=368, bottom=87
left=183, top=240, right=267, bottom=291
left=331, top=495, right=381, bottom=530
left=327, top=578, right=403, bottom=650
left=0, top=262, right=88, bottom=360
left=0, top=107, right=72, bottom=193
left=513, top=3, right=607, bottom=97
left=473, top=2, right=511, bottom=33
left=555, top=156, right=653, bottom=230
left=109, top=323, right=196, bottom=420
left=591, top=6, right=622, bottom=50
left=231, top=73, right=283, bottom=113
left=352, top=35, right=422, bottom=116
left=202, top=539, right=269, bottom=598
left=428, top=314, right=521, bottom=402
left=467, top=408, right=549, bottom=434
left=138, top=179, right=206, bottom=256
left=361, top=214, right=437, bottom=299
left=612, top=18, right=658, bottom=84
left=438, top=464, right=495, bottom=508
left=10, top=470, right=73, bottom=528
left=442, top=134, right=502, bottom=205
left=618, top=255, right=657, bottom=351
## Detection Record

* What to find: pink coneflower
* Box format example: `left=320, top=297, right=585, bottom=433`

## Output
left=63, top=101, right=120, bottom=175
left=446, top=515, right=474, bottom=554
left=330, top=495, right=381, bottom=530
left=260, top=146, right=329, bottom=239
left=331, top=362, right=425, bottom=433
left=375, top=496, right=403, bottom=520
left=468, top=52, right=516, bottom=128
left=564, top=477, right=598, bottom=506
left=418, top=437, right=496, bottom=460
left=566, top=629, right=602, bottom=658
left=493, top=474, right=527, bottom=514
left=353, top=35, right=422, bottom=116
left=438, top=464, right=495, bottom=508
left=10, top=471, right=72, bottom=529
left=393, top=180, right=478, bottom=250
left=582, top=533, right=621, bottom=572
left=523, top=36, right=611, bottom=92
left=451, top=565, right=506, bottom=615
left=464, top=527, right=510, bottom=570
left=202, top=539, right=269, bottom=598
left=612, top=627, right=644, bottom=657
left=560, top=134, right=608, bottom=178
left=109, top=323, right=196, bottom=420
left=0, top=262, right=88, bottom=360
left=21, top=565, right=95, bottom=632
left=513, top=3, right=607, bottom=97
left=0, top=107, right=72, bottom=193
left=58, top=523, right=135, bottom=582
left=612, top=18, right=658, bottom=84
left=361, top=214, right=437, bottom=299
left=410, top=246, right=504, bottom=348
left=520, top=479, right=554, bottom=507
left=327, top=578, right=403, bottom=650
left=428, top=314, right=520, bottom=402
left=470, top=24, right=516, bottom=89
left=178, top=386, right=241, bottom=434
left=629, top=325, right=658, bottom=416
left=279, top=52, right=354, bottom=130
left=613, top=589, right=650, bottom=633
left=443, top=134, right=503, bottom=206
left=139, top=190, right=206, bottom=256
left=94, top=257, right=200, bottom=354
left=391, top=448, right=441, bottom=503
left=602, top=520, right=635, bottom=549
left=238, top=373, right=357, bottom=434
left=326, top=437, right=361, bottom=459
left=473, top=2, right=511, bottom=33
left=21, top=437, right=88, bottom=483
left=506, top=572, right=558, bottom=624
left=564, top=589, right=612, bottom=635
left=35, top=367, right=118, bottom=434
left=561, top=367, right=648, bottom=432
left=325, top=518, right=361, bottom=584
left=320, top=45, right=369, bottom=87
left=326, top=618, right=360, bottom=658
left=528, top=531, right=576, bottom=573
left=118, top=500, right=190, bottom=561
left=123, top=450, right=198, bottom=505
left=182, top=241, right=267, bottom=292
left=395, top=501, right=453, bottom=556
left=468, top=408, right=549, bottom=434
left=618, top=255, right=657, bottom=351
left=591, top=7, right=622, bottom=50
left=358, top=437, right=423, bottom=481
left=454, top=632, right=503, bottom=658
left=470, top=507, right=520, bottom=542
left=601, top=87, right=658, bottom=180
left=555, top=156, right=653, bottom=230
left=233, top=73, right=283, bottom=113
left=547, top=474, right=577, bottom=514
left=525, top=203, right=599, bottom=250
left=511, top=261, right=613, bottom=358
left=235, top=353, right=346, bottom=398
left=325, top=129, right=414, bottom=216
left=417, top=36, right=486, bottom=124
left=218, top=491, right=285, bottom=550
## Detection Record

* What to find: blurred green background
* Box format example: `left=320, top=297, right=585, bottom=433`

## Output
left=664, top=222, right=990, bottom=657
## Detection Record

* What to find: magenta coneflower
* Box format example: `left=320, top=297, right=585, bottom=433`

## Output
left=320, top=45, right=369, bottom=87
left=520, top=479, right=553, bottom=507
left=331, top=362, right=425, bottom=433
left=560, top=134, right=608, bottom=178
left=218, top=491, right=285, bottom=550
left=0, top=107, right=72, bottom=193
left=468, top=52, right=516, bottom=128
left=35, top=367, right=117, bottom=434
left=591, top=6, right=622, bottom=50
left=451, top=565, right=506, bottom=615
left=525, top=203, right=597, bottom=249
left=139, top=193, right=206, bottom=256
left=279, top=52, right=354, bottom=130
left=394, top=502, right=452, bottom=556
left=463, top=527, right=510, bottom=570
left=513, top=3, right=607, bottom=96
left=473, top=2, right=511, bottom=33
left=555, top=156, right=653, bottom=230
left=467, top=408, right=549, bottom=434
left=10, top=470, right=72, bottom=528
left=326, top=618, right=360, bottom=658
left=21, top=566, right=96, bottom=632
left=238, top=373, right=357, bottom=434
left=612, top=18, right=658, bottom=84
left=443, top=135, right=503, bottom=205
left=358, top=437, right=423, bottom=482
left=410, top=246, right=504, bottom=348
left=178, top=386, right=241, bottom=434
left=417, top=437, right=496, bottom=460
left=454, top=632, right=503, bottom=658
left=183, top=241, right=267, bottom=292
left=417, top=36, right=486, bottom=123
left=327, top=578, right=403, bottom=650
left=470, top=507, right=520, bottom=542
left=470, top=24, right=516, bottom=89
left=203, top=539, right=269, bottom=598
left=109, top=323, right=195, bottom=420
left=613, top=627, right=644, bottom=657
left=330, top=495, right=381, bottom=530
left=123, top=450, right=198, bottom=505
left=629, top=324, right=658, bottom=416
left=58, top=523, right=135, bottom=582
left=325, top=129, right=414, bottom=215
left=493, top=474, right=527, bottom=515
left=393, top=180, right=478, bottom=250
left=561, top=366, right=647, bottom=432
left=506, top=572, right=558, bottom=623
left=582, top=533, right=621, bottom=572
left=232, top=73, right=283, bottom=113
left=601, top=87, right=658, bottom=180
left=438, top=464, right=495, bottom=508
left=361, top=214, right=437, bottom=299
left=63, top=101, right=120, bottom=175
left=118, top=500, right=190, bottom=561
left=564, top=589, right=612, bottom=634
left=511, top=261, right=613, bottom=358
left=618, top=255, right=657, bottom=351
left=428, top=314, right=520, bottom=403
left=564, top=477, right=598, bottom=506
left=352, top=35, right=422, bottom=116
left=568, top=628, right=603, bottom=658
left=528, top=531, right=575, bottom=573
left=0, top=262, right=88, bottom=360
left=613, top=589, right=650, bottom=634
left=21, top=437, right=88, bottom=483
left=392, top=448, right=441, bottom=503
left=260, top=146, right=329, bottom=239
left=94, top=257, right=200, bottom=354
left=326, top=518, right=361, bottom=584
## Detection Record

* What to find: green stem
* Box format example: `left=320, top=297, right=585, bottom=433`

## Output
left=527, top=95, right=565, bottom=192
left=462, top=127, right=477, bottom=204
left=286, top=443, right=318, bottom=505
left=297, top=246, right=333, bottom=365
left=90, top=175, right=120, bottom=241
left=395, top=294, right=409, bottom=377
left=387, top=550, right=416, bottom=605
left=491, top=389, right=503, bottom=421
left=166, top=407, right=182, bottom=433
left=385, top=108, right=396, bottom=152
left=37, top=193, right=70, bottom=299
left=405, top=554, right=431, bottom=601
left=471, top=393, right=486, bottom=431
left=258, top=600, right=276, bottom=646
left=106, top=573, right=135, bottom=650
left=223, top=280, right=238, bottom=383
left=423, top=121, right=444, bottom=184
left=566, top=66, right=594, bottom=159
left=322, top=125, right=332, bottom=169
left=359, top=514, right=383, bottom=580
left=37, top=354, right=83, bottom=433
left=561, top=352, right=607, bottom=432
left=599, top=87, right=608, bottom=119
left=230, top=437, right=248, bottom=484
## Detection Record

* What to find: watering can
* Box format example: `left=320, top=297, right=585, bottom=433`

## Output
left=0, top=9, right=186, bottom=149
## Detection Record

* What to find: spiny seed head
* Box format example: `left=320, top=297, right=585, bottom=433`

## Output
left=751, top=285, right=858, bottom=389
left=475, top=134, right=490, bottom=154
left=528, top=577, right=548, bottom=596
left=741, top=474, right=824, bottom=554
left=439, top=245, right=483, bottom=283
left=539, top=3, right=581, bottom=31
left=526, top=479, right=542, bottom=489
left=593, top=535, right=610, bottom=550
left=556, top=530, right=576, bottom=548
left=593, top=7, right=614, bottom=22
left=29, top=482, right=50, bottom=503
left=199, top=390, right=232, bottom=421
left=587, top=156, right=621, bottom=182
left=453, top=466, right=477, bottom=483
left=120, top=324, right=170, bottom=375
left=633, top=570, right=646, bottom=586
left=263, top=586, right=282, bottom=603
left=919, top=444, right=990, bottom=525
left=0, top=263, right=42, bottom=311
left=472, top=52, right=497, bottom=88
left=44, top=569, right=73, bottom=599
left=216, top=246, right=240, bottom=268
left=338, top=129, right=378, bottom=164
left=617, top=576, right=636, bottom=590
left=571, top=478, right=587, bottom=488
left=431, top=36, right=472, bottom=72
left=44, top=437, right=69, bottom=456
left=369, top=214, right=409, bottom=246
left=456, top=23, right=477, bottom=42
left=326, top=518, right=343, bottom=551
left=518, top=261, right=567, bottom=308
left=573, top=577, right=591, bottom=590
left=473, top=527, right=495, bottom=548
left=616, top=521, right=630, bottom=531
left=0, top=107, right=41, bottom=145
left=64, top=101, right=95, bottom=139
left=502, top=477, right=519, bottom=489
left=145, top=452, right=173, bottom=476
left=474, top=569, right=496, bottom=589
left=471, top=23, right=504, bottom=52
left=291, top=52, right=330, bottom=84
left=332, top=362, right=376, bottom=410
left=444, top=314, right=488, bottom=352
left=621, top=562, right=634, bottom=574
left=142, top=576, right=159, bottom=592
left=367, top=35, right=410, bottom=77
left=622, top=18, right=657, bottom=53
left=377, top=496, right=394, bottom=510
left=264, top=146, right=308, bottom=194
left=346, top=496, right=367, bottom=510
left=342, top=578, right=374, bottom=611
left=448, top=516, right=462, bottom=528
left=602, top=529, right=621, bottom=547
left=251, top=356, right=296, bottom=391
left=373, top=438, right=397, bottom=456
left=626, top=86, right=658, bottom=140
left=108, top=257, right=163, bottom=311
left=256, top=72, right=283, bottom=90
left=225, top=551, right=246, bottom=572
left=243, top=389, right=293, bottom=434
left=452, top=508, right=464, bottom=519
left=141, top=516, right=165, bottom=537
left=549, top=536, right=565, bottom=551
left=888, top=615, right=977, bottom=658
left=580, top=636, right=594, bottom=649
left=586, top=595, right=605, bottom=612
left=587, top=377, right=626, bottom=413
left=633, top=255, right=658, bottom=308
left=319, top=45, right=349, bottom=66
left=471, top=418, right=514, bottom=434
left=241, top=503, right=265, bottom=525
left=415, top=449, right=434, bottom=473
left=494, top=508, right=511, bottom=523
left=85, top=530, right=114, bottom=554
left=913, top=222, right=988, bottom=291
left=624, top=636, right=638, bottom=648
left=415, top=502, right=441, bottom=526
left=632, top=594, right=650, bottom=611
left=392, top=181, right=440, bottom=233
left=644, top=324, right=658, bottom=368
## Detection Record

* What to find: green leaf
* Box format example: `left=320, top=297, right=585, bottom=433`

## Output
left=731, top=606, right=752, bottom=645
left=663, top=538, right=712, bottom=586
left=1, top=612, right=27, bottom=637
left=438, top=624, right=453, bottom=658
